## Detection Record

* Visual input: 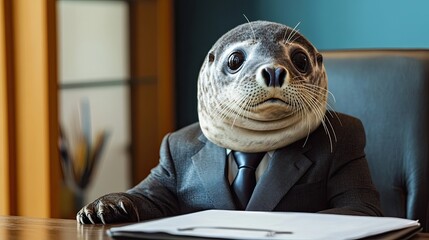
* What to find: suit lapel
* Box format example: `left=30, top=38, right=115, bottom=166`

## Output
left=246, top=143, right=313, bottom=211
left=191, top=135, right=236, bottom=210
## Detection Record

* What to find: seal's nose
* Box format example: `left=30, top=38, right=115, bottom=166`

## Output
left=262, top=67, right=286, bottom=87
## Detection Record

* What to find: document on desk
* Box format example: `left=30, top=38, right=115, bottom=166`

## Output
left=108, top=210, right=420, bottom=240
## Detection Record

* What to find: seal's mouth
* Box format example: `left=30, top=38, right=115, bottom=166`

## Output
left=254, top=98, right=289, bottom=107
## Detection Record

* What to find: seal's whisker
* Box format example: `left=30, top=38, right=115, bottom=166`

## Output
left=307, top=97, right=338, bottom=151
left=217, top=101, right=234, bottom=122
left=243, top=14, right=256, bottom=41
left=227, top=91, right=252, bottom=128
left=296, top=96, right=312, bottom=148
left=301, top=83, right=336, bottom=103
left=216, top=79, right=247, bottom=120
left=213, top=94, right=234, bottom=120
left=292, top=97, right=303, bottom=114
left=302, top=83, right=342, bottom=125
left=289, top=34, right=301, bottom=45
left=289, top=77, right=309, bottom=87
left=243, top=98, right=254, bottom=121
left=299, top=88, right=326, bottom=121
left=325, top=102, right=335, bottom=113
left=285, top=22, right=301, bottom=44
left=300, top=90, right=325, bottom=123
left=227, top=95, right=246, bottom=112
left=299, top=84, right=341, bottom=126
left=239, top=98, right=251, bottom=125
left=215, top=93, right=245, bottom=124
left=236, top=95, right=249, bottom=116
left=297, top=88, right=334, bottom=152
left=298, top=85, right=327, bottom=103
left=322, top=112, right=338, bottom=142
left=324, top=104, right=342, bottom=127
left=322, top=114, right=337, bottom=152
left=285, top=23, right=300, bottom=44
left=232, top=74, right=262, bottom=122
left=295, top=93, right=315, bottom=148
left=300, top=91, right=332, bottom=115
left=328, top=109, right=342, bottom=126
left=226, top=89, right=252, bottom=120
left=282, top=29, right=289, bottom=44
left=302, top=116, right=312, bottom=147
left=323, top=99, right=343, bottom=126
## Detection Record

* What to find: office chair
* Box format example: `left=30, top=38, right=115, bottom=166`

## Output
left=323, top=50, right=429, bottom=232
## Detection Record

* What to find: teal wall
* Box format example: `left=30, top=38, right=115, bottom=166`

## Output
left=252, top=0, right=429, bottom=50
left=175, top=0, right=429, bottom=128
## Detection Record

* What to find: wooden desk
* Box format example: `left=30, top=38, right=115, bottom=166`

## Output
left=0, top=216, right=116, bottom=240
left=1, top=215, right=429, bottom=240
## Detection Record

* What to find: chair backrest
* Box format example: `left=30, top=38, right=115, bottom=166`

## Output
left=323, top=50, right=429, bottom=231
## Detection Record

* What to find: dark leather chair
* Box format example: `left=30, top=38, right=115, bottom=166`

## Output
left=323, top=50, right=429, bottom=231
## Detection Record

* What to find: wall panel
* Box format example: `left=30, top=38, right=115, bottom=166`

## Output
left=12, top=0, right=59, bottom=217
left=0, top=0, right=11, bottom=215
left=130, top=0, right=174, bottom=184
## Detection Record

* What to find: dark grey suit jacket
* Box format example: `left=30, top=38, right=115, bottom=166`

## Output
left=127, top=112, right=382, bottom=220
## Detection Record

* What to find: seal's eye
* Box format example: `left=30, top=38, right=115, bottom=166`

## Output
left=227, top=51, right=245, bottom=72
left=291, top=51, right=309, bottom=73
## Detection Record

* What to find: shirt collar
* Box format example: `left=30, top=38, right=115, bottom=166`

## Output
left=226, top=149, right=275, bottom=157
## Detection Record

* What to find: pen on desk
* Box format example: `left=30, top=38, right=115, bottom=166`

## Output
left=177, top=226, right=293, bottom=237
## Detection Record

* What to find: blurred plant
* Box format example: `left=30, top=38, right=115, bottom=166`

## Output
left=58, top=99, right=109, bottom=208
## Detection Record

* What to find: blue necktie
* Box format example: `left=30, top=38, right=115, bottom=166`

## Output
left=231, top=151, right=265, bottom=210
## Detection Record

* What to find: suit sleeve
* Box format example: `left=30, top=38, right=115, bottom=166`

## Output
left=126, top=133, right=181, bottom=220
left=319, top=117, right=383, bottom=216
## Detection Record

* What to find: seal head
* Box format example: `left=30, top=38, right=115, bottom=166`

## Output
left=198, top=21, right=327, bottom=152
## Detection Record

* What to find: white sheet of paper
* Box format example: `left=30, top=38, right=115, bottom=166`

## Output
left=108, top=210, right=420, bottom=240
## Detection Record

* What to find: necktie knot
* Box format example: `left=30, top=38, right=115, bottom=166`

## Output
left=233, top=151, right=265, bottom=170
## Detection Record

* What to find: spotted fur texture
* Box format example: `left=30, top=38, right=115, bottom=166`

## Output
left=198, top=21, right=329, bottom=152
